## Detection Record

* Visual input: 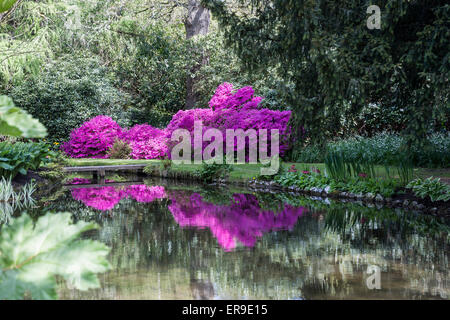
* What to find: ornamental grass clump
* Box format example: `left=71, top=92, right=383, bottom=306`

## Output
left=106, top=139, right=132, bottom=159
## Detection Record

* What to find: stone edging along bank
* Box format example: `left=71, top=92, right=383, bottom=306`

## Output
left=113, top=168, right=450, bottom=216
left=242, top=179, right=450, bottom=216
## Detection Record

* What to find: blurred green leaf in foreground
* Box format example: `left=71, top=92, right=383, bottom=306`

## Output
left=0, top=212, right=111, bottom=299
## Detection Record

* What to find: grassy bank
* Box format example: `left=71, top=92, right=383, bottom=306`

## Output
left=64, top=159, right=450, bottom=183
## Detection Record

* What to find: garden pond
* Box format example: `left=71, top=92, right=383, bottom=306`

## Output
left=4, top=177, right=450, bottom=300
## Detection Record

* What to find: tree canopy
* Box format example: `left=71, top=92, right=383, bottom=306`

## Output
left=203, top=0, right=449, bottom=144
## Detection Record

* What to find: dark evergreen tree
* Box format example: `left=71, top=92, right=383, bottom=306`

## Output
left=203, top=0, right=449, bottom=145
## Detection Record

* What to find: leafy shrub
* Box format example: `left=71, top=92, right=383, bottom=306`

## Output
left=0, top=212, right=111, bottom=300
left=9, top=56, right=130, bottom=142
left=407, top=178, right=450, bottom=202
left=293, top=144, right=326, bottom=163
left=195, top=162, right=234, bottom=183
left=61, top=116, right=123, bottom=159
left=275, top=169, right=399, bottom=198
left=106, top=139, right=132, bottom=160
left=0, top=142, right=53, bottom=178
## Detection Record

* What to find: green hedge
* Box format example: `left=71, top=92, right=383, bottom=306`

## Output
left=9, top=56, right=131, bottom=142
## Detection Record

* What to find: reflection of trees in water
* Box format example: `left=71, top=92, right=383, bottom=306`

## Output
left=50, top=186, right=450, bottom=300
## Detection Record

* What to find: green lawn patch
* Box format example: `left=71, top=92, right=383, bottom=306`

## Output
left=64, top=159, right=450, bottom=183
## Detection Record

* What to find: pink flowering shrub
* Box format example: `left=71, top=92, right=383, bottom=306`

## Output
left=62, top=83, right=292, bottom=160
left=165, top=108, right=215, bottom=159
left=123, top=124, right=168, bottom=160
left=166, top=82, right=292, bottom=159
left=61, top=116, right=124, bottom=158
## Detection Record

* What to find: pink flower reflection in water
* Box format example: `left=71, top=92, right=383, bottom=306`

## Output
left=169, top=192, right=306, bottom=252
left=71, top=182, right=167, bottom=211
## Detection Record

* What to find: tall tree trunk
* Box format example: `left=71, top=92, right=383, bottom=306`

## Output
left=184, top=0, right=210, bottom=109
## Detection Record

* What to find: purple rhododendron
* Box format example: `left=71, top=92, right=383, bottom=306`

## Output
left=61, top=116, right=124, bottom=158
left=166, top=82, right=291, bottom=159
left=123, top=124, right=168, bottom=160
left=62, top=83, right=292, bottom=161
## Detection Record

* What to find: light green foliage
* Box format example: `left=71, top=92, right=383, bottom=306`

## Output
left=0, top=95, right=47, bottom=138
left=407, top=178, right=450, bottom=202
left=106, top=139, right=132, bottom=160
left=0, top=0, right=16, bottom=13
left=0, top=212, right=111, bottom=300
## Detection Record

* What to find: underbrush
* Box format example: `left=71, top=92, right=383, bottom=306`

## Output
left=293, top=132, right=449, bottom=168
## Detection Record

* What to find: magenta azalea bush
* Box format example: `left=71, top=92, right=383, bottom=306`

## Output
left=61, top=116, right=124, bottom=158
left=62, top=83, right=292, bottom=160
left=166, top=83, right=291, bottom=159
left=122, top=124, right=168, bottom=160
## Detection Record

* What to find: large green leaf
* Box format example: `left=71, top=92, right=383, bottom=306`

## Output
left=0, top=212, right=111, bottom=299
left=0, top=96, right=47, bottom=138
left=0, top=0, right=17, bottom=13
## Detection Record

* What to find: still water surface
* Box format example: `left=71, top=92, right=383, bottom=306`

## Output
left=32, top=179, right=450, bottom=299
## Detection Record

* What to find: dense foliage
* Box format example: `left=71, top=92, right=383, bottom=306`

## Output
left=195, top=161, right=234, bottom=182
left=294, top=132, right=450, bottom=168
left=204, top=0, right=449, bottom=145
left=0, top=142, right=53, bottom=178
left=407, top=178, right=450, bottom=202
left=327, top=132, right=450, bottom=168
left=10, top=57, right=130, bottom=141
left=275, top=169, right=399, bottom=198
